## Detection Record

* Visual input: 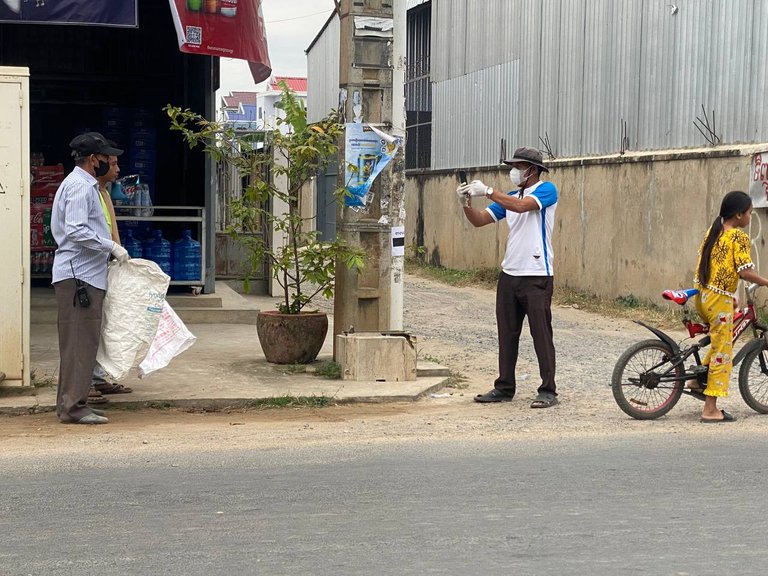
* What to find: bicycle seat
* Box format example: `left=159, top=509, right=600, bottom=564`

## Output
left=662, top=288, right=699, bottom=305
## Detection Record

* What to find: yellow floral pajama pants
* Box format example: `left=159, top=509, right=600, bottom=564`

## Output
left=695, top=289, right=733, bottom=397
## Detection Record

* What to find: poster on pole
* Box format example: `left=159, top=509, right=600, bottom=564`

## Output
left=749, top=151, right=768, bottom=209
left=391, top=226, right=405, bottom=257
left=344, top=123, right=402, bottom=207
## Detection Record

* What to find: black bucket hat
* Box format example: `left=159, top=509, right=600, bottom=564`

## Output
left=69, top=132, right=124, bottom=157
left=502, top=146, right=549, bottom=172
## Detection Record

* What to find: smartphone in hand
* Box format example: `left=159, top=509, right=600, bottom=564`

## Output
left=458, top=170, right=468, bottom=185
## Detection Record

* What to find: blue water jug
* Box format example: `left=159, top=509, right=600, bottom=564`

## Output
left=123, top=229, right=143, bottom=259
left=110, top=180, right=127, bottom=202
left=144, top=229, right=172, bottom=276
left=172, top=229, right=201, bottom=281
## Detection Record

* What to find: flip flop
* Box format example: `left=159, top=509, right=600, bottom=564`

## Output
left=94, top=382, right=133, bottom=394
left=700, top=410, right=736, bottom=423
left=531, top=392, right=558, bottom=408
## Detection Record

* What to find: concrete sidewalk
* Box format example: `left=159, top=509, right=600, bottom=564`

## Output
left=1, top=286, right=449, bottom=415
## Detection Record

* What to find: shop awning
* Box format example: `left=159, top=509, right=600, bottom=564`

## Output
left=168, top=0, right=272, bottom=84
left=0, top=0, right=272, bottom=84
left=0, top=0, right=138, bottom=26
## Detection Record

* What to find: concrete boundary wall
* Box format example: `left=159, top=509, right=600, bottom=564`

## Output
left=405, top=145, right=768, bottom=302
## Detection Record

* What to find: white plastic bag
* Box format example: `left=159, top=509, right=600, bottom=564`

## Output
left=138, top=302, right=196, bottom=378
left=96, top=259, right=170, bottom=380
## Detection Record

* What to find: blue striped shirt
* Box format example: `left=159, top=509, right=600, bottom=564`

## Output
left=51, top=166, right=114, bottom=290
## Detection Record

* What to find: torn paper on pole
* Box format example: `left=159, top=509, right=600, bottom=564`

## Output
left=344, top=123, right=402, bottom=208
left=354, top=16, right=393, bottom=38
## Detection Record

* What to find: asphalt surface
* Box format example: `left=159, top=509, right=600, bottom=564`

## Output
left=2, top=433, right=767, bottom=575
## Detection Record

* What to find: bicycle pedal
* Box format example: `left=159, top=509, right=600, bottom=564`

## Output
left=629, top=398, right=649, bottom=407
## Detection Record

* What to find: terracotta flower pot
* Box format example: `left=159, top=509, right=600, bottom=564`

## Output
left=256, top=310, right=329, bottom=364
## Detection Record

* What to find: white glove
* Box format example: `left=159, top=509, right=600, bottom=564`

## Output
left=456, top=184, right=471, bottom=207
left=111, top=242, right=129, bottom=263
left=465, top=179, right=492, bottom=197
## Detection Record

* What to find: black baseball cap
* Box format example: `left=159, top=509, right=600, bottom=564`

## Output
left=69, top=132, right=124, bottom=157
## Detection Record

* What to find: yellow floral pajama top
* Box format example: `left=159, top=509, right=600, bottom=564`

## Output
left=693, top=228, right=754, bottom=397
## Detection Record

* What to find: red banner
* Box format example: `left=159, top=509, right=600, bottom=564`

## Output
left=168, top=0, right=272, bottom=84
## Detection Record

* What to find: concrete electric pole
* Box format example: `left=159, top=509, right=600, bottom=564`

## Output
left=333, top=0, right=407, bottom=347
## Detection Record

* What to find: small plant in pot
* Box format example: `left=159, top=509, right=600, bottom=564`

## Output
left=166, top=84, right=364, bottom=364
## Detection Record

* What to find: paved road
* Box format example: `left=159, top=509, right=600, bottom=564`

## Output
left=1, top=433, right=766, bottom=576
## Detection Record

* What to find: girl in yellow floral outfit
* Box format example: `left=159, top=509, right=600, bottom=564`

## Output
left=694, top=191, right=768, bottom=423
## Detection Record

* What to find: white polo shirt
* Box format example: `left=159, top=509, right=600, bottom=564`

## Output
left=485, top=180, right=558, bottom=276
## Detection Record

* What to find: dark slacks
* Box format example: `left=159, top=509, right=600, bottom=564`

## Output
left=54, top=279, right=105, bottom=423
left=493, top=273, right=557, bottom=398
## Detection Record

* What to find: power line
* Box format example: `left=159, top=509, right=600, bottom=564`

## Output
left=265, top=9, right=331, bottom=24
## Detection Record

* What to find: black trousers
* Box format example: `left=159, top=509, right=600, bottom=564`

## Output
left=54, top=279, right=105, bottom=423
left=493, top=273, right=557, bottom=398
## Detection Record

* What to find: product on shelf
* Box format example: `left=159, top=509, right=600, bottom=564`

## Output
left=172, top=229, right=202, bottom=281
left=30, top=159, right=63, bottom=276
left=143, top=229, right=173, bottom=277
left=123, top=229, right=144, bottom=258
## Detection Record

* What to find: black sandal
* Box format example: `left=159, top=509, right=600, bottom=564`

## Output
left=531, top=392, right=558, bottom=408
left=474, top=389, right=514, bottom=403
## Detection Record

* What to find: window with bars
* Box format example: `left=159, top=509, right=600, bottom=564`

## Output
left=406, top=3, right=431, bottom=170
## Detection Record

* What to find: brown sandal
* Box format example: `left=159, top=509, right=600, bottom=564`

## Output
left=87, top=389, right=109, bottom=405
left=94, top=382, right=133, bottom=394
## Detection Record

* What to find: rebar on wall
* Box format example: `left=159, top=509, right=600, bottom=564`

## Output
left=693, top=105, right=721, bottom=146
left=619, top=119, right=629, bottom=155
left=539, top=132, right=555, bottom=159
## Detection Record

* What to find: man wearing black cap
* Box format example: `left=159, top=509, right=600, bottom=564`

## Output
left=457, top=147, right=559, bottom=408
left=50, top=132, right=129, bottom=424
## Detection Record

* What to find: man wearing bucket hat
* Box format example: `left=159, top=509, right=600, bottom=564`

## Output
left=457, top=147, right=559, bottom=408
left=50, top=132, right=129, bottom=424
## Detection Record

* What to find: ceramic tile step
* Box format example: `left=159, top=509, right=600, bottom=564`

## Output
left=173, top=307, right=261, bottom=325
left=166, top=294, right=223, bottom=309
left=416, top=361, right=451, bottom=377
left=31, top=306, right=261, bottom=325
left=29, top=294, right=223, bottom=310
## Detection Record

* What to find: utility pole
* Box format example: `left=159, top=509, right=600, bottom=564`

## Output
left=334, top=0, right=407, bottom=346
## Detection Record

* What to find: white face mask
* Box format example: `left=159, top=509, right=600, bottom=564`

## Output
left=509, top=167, right=529, bottom=186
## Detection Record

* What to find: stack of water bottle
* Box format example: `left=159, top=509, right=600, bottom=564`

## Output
left=123, top=228, right=201, bottom=283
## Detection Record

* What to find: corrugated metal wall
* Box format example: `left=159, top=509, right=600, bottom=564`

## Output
left=306, top=15, right=340, bottom=124
left=433, top=60, right=519, bottom=168
left=431, top=0, right=768, bottom=168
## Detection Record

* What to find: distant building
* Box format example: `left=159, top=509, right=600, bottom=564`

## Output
left=220, top=76, right=308, bottom=134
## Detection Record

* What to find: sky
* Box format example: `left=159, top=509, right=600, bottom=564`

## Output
left=217, top=0, right=336, bottom=100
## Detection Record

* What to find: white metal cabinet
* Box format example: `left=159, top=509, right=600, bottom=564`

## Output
left=0, top=67, right=30, bottom=387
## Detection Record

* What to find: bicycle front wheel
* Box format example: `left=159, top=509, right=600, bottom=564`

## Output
left=612, top=339, right=684, bottom=420
left=738, top=341, right=768, bottom=414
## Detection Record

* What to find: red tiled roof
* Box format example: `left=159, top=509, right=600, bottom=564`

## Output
left=222, top=91, right=258, bottom=108
left=269, top=76, right=307, bottom=93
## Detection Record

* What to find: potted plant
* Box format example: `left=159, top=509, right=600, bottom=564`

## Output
left=166, top=84, right=364, bottom=364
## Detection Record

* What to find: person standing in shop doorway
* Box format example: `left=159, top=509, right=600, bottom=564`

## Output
left=50, top=132, right=129, bottom=424
left=87, top=143, right=134, bottom=405
left=456, top=147, right=559, bottom=409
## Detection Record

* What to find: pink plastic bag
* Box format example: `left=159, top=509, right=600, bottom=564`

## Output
left=138, top=302, right=196, bottom=378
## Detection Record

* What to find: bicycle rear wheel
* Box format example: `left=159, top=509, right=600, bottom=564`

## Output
left=612, top=339, right=684, bottom=420
left=738, top=341, right=768, bottom=414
